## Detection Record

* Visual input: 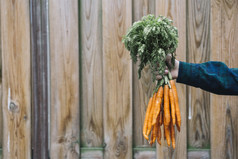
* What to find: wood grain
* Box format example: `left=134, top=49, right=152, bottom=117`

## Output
left=211, top=0, right=238, bottom=158
left=30, top=0, right=49, bottom=158
left=0, top=11, right=1, bottom=148
left=102, top=0, right=132, bottom=158
left=187, top=0, right=210, bottom=148
left=134, top=149, right=156, bottom=159
left=1, top=0, right=31, bottom=158
left=0, top=84, right=2, bottom=147
left=80, top=0, right=103, bottom=148
left=188, top=150, right=210, bottom=159
left=156, top=0, right=187, bottom=158
left=132, top=0, right=156, bottom=147
left=49, top=0, right=80, bottom=158
left=81, top=148, right=103, bottom=159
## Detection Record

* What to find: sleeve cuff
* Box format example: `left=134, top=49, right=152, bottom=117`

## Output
left=176, top=61, right=200, bottom=87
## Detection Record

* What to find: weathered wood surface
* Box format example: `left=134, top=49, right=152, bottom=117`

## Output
left=80, top=0, right=103, bottom=149
left=156, top=0, right=187, bottom=158
left=49, top=0, right=80, bottom=158
left=134, top=148, right=156, bottom=159
left=0, top=22, right=2, bottom=148
left=211, top=0, right=238, bottom=158
left=0, top=84, right=2, bottom=148
left=30, top=0, right=49, bottom=158
left=102, top=0, right=132, bottom=158
left=132, top=0, right=156, bottom=148
left=80, top=148, right=103, bottom=159
left=187, top=0, right=211, bottom=148
left=188, top=150, right=210, bottom=159
left=1, top=0, right=31, bottom=158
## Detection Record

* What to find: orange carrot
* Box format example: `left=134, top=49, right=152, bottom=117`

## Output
left=169, top=87, right=176, bottom=125
left=170, top=80, right=181, bottom=128
left=176, top=117, right=180, bottom=132
left=163, top=110, right=166, bottom=140
left=165, top=125, right=171, bottom=146
left=163, top=85, right=170, bottom=126
left=143, top=97, right=153, bottom=140
left=149, top=126, right=157, bottom=146
left=157, top=115, right=162, bottom=145
left=163, top=84, right=171, bottom=146
left=157, top=125, right=161, bottom=145
left=152, top=122, right=158, bottom=144
left=152, top=87, right=163, bottom=125
left=147, top=92, right=157, bottom=135
left=170, top=121, right=176, bottom=149
left=159, top=111, right=163, bottom=126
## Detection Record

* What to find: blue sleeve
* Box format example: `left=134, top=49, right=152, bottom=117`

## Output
left=176, top=61, right=238, bottom=95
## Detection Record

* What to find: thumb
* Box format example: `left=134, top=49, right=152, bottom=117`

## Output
left=165, top=54, right=173, bottom=69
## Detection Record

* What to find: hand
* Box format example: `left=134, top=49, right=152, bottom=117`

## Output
left=156, top=54, right=179, bottom=80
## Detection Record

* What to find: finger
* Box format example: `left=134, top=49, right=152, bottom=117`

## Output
left=156, top=75, right=163, bottom=80
left=166, top=54, right=173, bottom=68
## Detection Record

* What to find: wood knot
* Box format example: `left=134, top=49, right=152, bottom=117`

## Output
left=9, top=101, right=19, bottom=113
left=113, top=131, right=128, bottom=157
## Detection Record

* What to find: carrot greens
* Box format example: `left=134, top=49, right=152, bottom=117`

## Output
left=122, top=14, right=178, bottom=88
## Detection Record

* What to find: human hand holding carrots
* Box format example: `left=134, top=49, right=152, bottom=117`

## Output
left=156, top=54, right=180, bottom=80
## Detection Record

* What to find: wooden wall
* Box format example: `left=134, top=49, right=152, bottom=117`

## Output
left=187, top=0, right=211, bottom=152
left=211, top=0, right=238, bottom=159
left=0, top=0, right=237, bottom=159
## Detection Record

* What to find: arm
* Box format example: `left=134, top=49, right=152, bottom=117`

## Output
left=176, top=61, right=238, bottom=95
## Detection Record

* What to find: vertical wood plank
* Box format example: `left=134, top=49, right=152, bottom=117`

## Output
left=156, top=0, right=187, bottom=158
left=1, top=0, right=31, bottom=158
left=211, top=0, right=238, bottom=158
left=49, top=0, right=80, bottom=158
left=0, top=89, right=1, bottom=148
left=132, top=1, right=156, bottom=158
left=30, top=0, right=49, bottom=158
left=80, top=0, right=103, bottom=149
left=187, top=0, right=211, bottom=150
left=102, top=0, right=132, bottom=158
left=0, top=0, right=1, bottom=147
left=133, top=0, right=156, bottom=148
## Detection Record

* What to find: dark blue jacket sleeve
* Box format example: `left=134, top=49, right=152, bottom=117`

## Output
left=176, top=61, right=238, bottom=95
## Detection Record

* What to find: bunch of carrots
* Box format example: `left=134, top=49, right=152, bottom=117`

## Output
left=143, top=76, right=181, bottom=149
left=122, top=14, right=181, bottom=148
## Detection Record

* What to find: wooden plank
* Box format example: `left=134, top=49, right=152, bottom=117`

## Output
left=0, top=17, right=1, bottom=148
left=0, top=90, right=1, bottom=151
left=30, top=0, right=49, bottom=158
left=133, top=0, right=155, bottom=21
left=132, top=0, right=156, bottom=148
left=155, top=0, right=187, bottom=158
left=210, top=0, right=238, bottom=158
left=187, top=0, right=211, bottom=149
left=1, top=0, right=31, bottom=158
left=80, top=0, right=103, bottom=149
left=102, top=0, right=132, bottom=158
left=134, top=148, right=156, bottom=159
left=80, top=148, right=103, bottom=159
left=188, top=150, right=210, bottom=159
left=49, top=0, right=80, bottom=158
